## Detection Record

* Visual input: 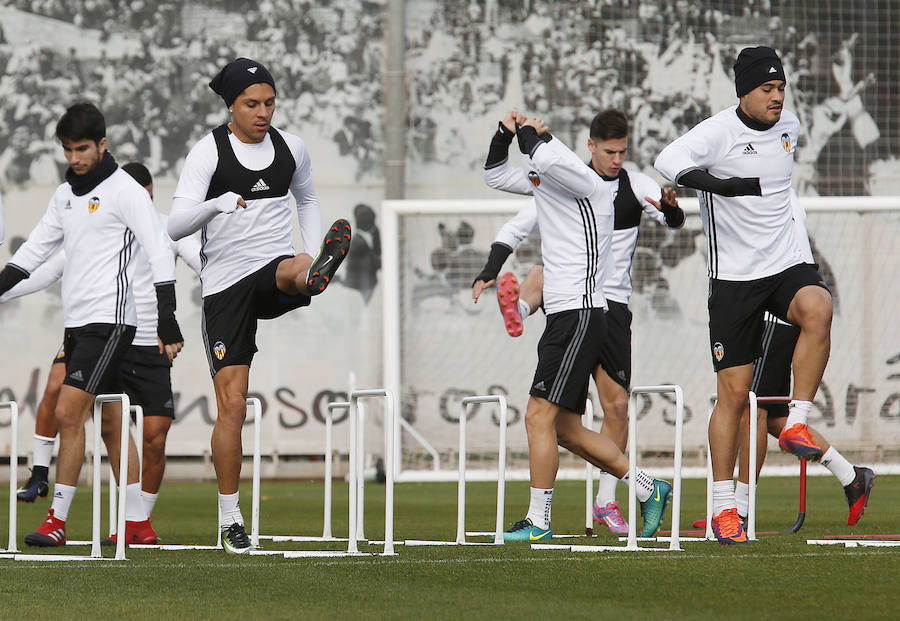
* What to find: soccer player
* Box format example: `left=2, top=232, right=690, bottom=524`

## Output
left=6, top=163, right=202, bottom=533
left=655, top=46, right=834, bottom=545
left=167, top=58, right=350, bottom=554
left=476, top=110, right=672, bottom=541
left=0, top=103, right=184, bottom=547
left=473, top=109, right=685, bottom=535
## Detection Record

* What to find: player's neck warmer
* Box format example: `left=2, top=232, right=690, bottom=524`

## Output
left=209, top=57, right=277, bottom=107
left=65, top=150, right=118, bottom=196
left=734, top=46, right=785, bottom=97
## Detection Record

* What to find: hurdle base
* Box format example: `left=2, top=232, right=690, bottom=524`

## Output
left=12, top=554, right=123, bottom=562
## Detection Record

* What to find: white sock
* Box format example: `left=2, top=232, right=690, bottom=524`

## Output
left=735, top=481, right=750, bottom=518
left=518, top=299, right=531, bottom=319
left=142, top=491, right=159, bottom=517
left=50, top=483, right=76, bottom=522
left=821, top=446, right=856, bottom=487
left=125, top=483, right=148, bottom=521
left=32, top=434, right=56, bottom=468
left=622, top=468, right=655, bottom=503
left=785, top=400, right=812, bottom=428
left=595, top=471, right=619, bottom=506
left=525, top=487, right=553, bottom=529
left=218, top=492, right=244, bottom=529
left=712, top=480, right=736, bottom=516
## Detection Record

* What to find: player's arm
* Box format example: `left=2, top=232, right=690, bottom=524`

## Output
left=0, top=250, right=65, bottom=303
left=484, top=111, right=533, bottom=195
left=517, top=118, right=599, bottom=199
left=636, top=173, right=685, bottom=229
left=167, top=140, right=246, bottom=240
left=287, top=137, right=323, bottom=259
left=0, top=195, right=64, bottom=297
left=0, top=192, right=5, bottom=246
left=472, top=197, right=538, bottom=301
left=119, top=189, right=184, bottom=361
left=655, top=124, right=760, bottom=197
left=174, top=233, right=203, bottom=276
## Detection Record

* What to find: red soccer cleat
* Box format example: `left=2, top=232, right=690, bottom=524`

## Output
left=711, top=508, right=749, bottom=545
left=103, top=519, right=159, bottom=546
left=24, top=508, right=67, bottom=547
left=844, top=466, right=875, bottom=526
left=496, top=272, right=523, bottom=337
left=778, top=423, right=823, bottom=461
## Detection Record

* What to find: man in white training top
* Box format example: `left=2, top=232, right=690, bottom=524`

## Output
left=655, top=46, right=833, bottom=545
left=0, top=103, right=185, bottom=547
left=168, top=58, right=350, bottom=554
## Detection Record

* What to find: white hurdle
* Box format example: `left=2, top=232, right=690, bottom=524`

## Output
left=2, top=401, right=18, bottom=555
left=625, top=385, right=684, bottom=551
left=11, top=394, right=130, bottom=562
left=583, top=400, right=595, bottom=537
left=108, top=405, right=143, bottom=538
left=347, top=389, right=396, bottom=556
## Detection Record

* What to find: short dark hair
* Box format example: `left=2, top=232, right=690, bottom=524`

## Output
left=122, top=162, right=153, bottom=187
left=55, top=102, right=106, bottom=144
left=589, top=109, right=628, bottom=141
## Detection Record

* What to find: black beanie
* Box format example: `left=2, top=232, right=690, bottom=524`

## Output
left=209, top=58, right=277, bottom=107
left=122, top=162, right=152, bottom=187
left=734, top=46, right=785, bottom=97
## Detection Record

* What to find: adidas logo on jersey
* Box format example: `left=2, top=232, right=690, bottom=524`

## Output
left=250, top=178, right=270, bottom=192
left=743, top=144, right=758, bottom=155
left=69, top=369, right=84, bottom=381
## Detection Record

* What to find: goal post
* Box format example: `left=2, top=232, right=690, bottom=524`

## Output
left=382, top=196, right=900, bottom=482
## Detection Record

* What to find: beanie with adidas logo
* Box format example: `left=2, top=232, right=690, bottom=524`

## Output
left=209, top=57, right=277, bottom=107
left=733, top=46, right=785, bottom=97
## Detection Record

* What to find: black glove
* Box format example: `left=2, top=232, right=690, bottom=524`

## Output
left=0, top=264, right=29, bottom=297
left=473, top=242, right=513, bottom=286
left=485, top=122, right=515, bottom=169
left=155, top=282, right=183, bottom=344
left=659, top=196, right=685, bottom=228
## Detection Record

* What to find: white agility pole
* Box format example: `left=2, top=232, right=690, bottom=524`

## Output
left=250, top=397, right=262, bottom=549
left=323, top=400, right=347, bottom=540
left=625, top=385, right=684, bottom=552
left=583, top=399, right=594, bottom=537
left=2, top=401, right=18, bottom=554
left=347, top=389, right=396, bottom=556
left=109, top=405, right=143, bottom=538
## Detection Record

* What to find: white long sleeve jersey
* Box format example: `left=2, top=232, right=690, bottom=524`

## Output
left=1, top=214, right=200, bottom=346
left=484, top=136, right=613, bottom=314
left=9, top=169, right=176, bottom=328
left=487, top=165, right=674, bottom=305
left=171, top=127, right=322, bottom=297
left=654, top=105, right=805, bottom=281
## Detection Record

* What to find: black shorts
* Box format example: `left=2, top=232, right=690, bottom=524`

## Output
left=708, top=263, right=827, bottom=371
left=52, top=341, right=66, bottom=365
left=751, top=316, right=799, bottom=420
left=530, top=308, right=607, bottom=415
left=202, top=255, right=311, bottom=375
left=596, top=300, right=631, bottom=390
left=63, top=323, right=136, bottom=395
left=121, top=345, right=174, bottom=418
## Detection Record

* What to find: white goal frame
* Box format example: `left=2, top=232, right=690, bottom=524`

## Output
left=382, top=196, right=900, bottom=483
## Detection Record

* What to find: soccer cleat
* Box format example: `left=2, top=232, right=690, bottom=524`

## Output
left=844, top=466, right=875, bottom=526
left=593, top=500, right=628, bottom=534
left=711, top=508, right=749, bottom=545
left=639, top=479, right=672, bottom=537
left=102, top=519, right=158, bottom=546
left=16, top=466, right=49, bottom=503
left=503, top=518, right=552, bottom=542
left=778, top=423, right=823, bottom=461
left=221, top=522, right=253, bottom=554
left=306, top=219, right=351, bottom=295
left=496, top=272, right=523, bottom=337
left=24, top=508, right=66, bottom=547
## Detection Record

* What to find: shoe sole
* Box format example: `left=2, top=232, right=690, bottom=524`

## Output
left=24, top=533, right=64, bottom=547
left=847, top=471, right=875, bottom=526
left=307, top=219, right=351, bottom=295
left=778, top=439, right=823, bottom=461
left=222, top=542, right=253, bottom=554
left=496, top=273, right=522, bottom=337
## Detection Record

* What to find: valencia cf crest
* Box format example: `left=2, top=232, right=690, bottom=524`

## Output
left=781, top=132, right=791, bottom=153
left=88, top=196, right=100, bottom=213
left=713, top=342, right=725, bottom=362
left=527, top=170, right=541, bottom=187
left=214, top=341, right=227, bottom=360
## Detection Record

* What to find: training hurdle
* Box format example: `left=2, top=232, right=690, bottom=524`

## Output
left=107, top=406, right=143, bottom=539
left=705, top=394, right=794, bottom=541
left=2, top=401, right=18, bottom=556
left=405, top=395, right=508, bottom=547
left=533, top=384, right=685, bottom=553
left=7, top=394, right=131, bottom=562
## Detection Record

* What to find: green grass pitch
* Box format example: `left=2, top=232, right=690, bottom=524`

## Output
left=1, top=475, right=897, bottom=620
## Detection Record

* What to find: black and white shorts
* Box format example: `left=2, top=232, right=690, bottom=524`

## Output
left=63, top=323, right=136, bottom=395
left=202, top=255, right=311, bottom=375
left=596, top=300, right=632, bottom=390
left=751, top=315, right=799, bottom=420
left=530, top=308, right=607, bottom=415
left=708, top=263, right=827, bottom=371
left=121, top=345, right=175, bottom=418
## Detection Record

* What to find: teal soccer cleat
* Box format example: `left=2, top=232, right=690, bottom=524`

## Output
left=503, top=518, right=552, bottom=542
left=639, top=479, right=673, bottom=537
